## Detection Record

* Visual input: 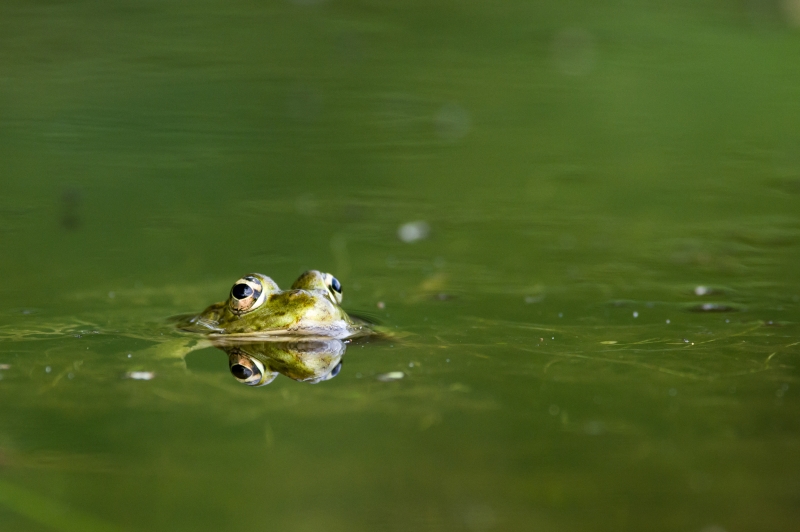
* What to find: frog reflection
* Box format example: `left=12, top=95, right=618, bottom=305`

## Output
left=216, top=338, right=346, bottom=386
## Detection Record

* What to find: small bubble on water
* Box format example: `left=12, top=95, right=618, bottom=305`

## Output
left=548, top=404, right=560, bottom=416
left=376, top=371, right=404, bottom=382
left=668, top=388, right=678, bottom=397
left=377, top=301, right=386, bottom=310
left=558, top=312, right=563, bottom=318
left=355, top=372, right=362, bottom=378
left=45, top=366, right=51, bottom=374
left=108, top=291, right=115, bottom=299
left=633, top=311, right=639, bottom=318
left=408, top=362, right=414, bottom=368
left=125, top=371, right=155, bottom=381
left=551, top=336, right=555, bottom=340
left=725, top=319, right=730, bottom=323
left=694, top=285, right=710, bottom=296
left=397, top=221, right=430, bottom=243
left=446, top=359, right=450, bottom=363
left=127, top=354, right=132, bottom=358
left=666, top=319, right=671, bottom=324
left=683, top=339, right=690, bottom=343
left=67, top=373, right=74, bottom=380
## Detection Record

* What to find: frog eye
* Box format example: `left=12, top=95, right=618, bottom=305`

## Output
left=229, top=276, right=266, bottom=315
left=323, top=273, right=343, bottom=304
left=228, top=351, right=276, bottom=386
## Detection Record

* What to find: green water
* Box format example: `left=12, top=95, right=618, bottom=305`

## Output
left=1, top=1, right=800, bottom=530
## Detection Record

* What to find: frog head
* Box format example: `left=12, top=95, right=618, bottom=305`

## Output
left=178, top=270, right=364, bottom=339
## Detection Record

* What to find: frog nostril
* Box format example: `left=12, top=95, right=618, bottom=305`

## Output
left=231, top=364, right=253, bottom=380
left=232, top=284, right=253, bottom=300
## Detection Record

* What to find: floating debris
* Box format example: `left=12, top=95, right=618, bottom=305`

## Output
left=125, top=371, right=155, bottom=381
left=397, top=221, right=430, bottom=243
left=376, top=301, right=386, bottom=310
left=686, top=303, right=739, bottom=313
left=0, top=364, right=9, bottom=370
left=376, top=371, right=404, bottom=382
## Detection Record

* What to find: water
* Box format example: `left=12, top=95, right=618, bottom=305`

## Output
left=1, top=1, right=799, bottom=531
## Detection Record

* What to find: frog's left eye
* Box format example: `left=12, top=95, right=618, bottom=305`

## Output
left=229, top=276, right=266, bottom=315
left=323, top=273, right=343, bottom=304
left=228, top=350, right=276, bottom=386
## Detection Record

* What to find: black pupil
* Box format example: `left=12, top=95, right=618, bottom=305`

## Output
left=330, top=277, right=341, bottom=293
left=232, top=283, right=254, bottom=300
left=231, top=364, right=253, bottom=380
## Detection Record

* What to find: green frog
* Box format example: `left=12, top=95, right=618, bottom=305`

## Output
left=176, top=270, right=372, bottom=340
left=0, top=270, right=375, bottom=387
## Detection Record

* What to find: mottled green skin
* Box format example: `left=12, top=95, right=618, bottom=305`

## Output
left=177, top=271, right=369, bottom=339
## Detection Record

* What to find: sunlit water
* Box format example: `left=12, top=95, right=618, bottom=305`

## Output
left=1, top=2, right=799, bottom=531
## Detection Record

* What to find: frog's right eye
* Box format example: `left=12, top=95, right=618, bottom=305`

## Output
left=229, top=276, right=266, bottom=315
left=322, top=273, right=343, bottom=304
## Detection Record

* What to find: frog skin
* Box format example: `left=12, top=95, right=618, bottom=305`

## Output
left=219, top=338, right=346, bottom=386
left=176, top=270, right=371, bottom=339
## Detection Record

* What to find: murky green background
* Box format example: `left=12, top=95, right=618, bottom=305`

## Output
left=1, top=1, right=800, bottom=531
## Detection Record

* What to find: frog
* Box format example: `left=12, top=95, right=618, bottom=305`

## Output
left=0, top=270, right=375, bottom=387
left=176, top=270, right=372, bottom=340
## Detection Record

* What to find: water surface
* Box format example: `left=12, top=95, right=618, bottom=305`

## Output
left=1, top=1, right=799, bottom=531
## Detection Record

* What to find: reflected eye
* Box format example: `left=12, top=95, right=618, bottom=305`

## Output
left=230, top=363, right=253, bottom=380
left=228, top=350, right=270, bottom=386
left=330, top=361, right=343, bottom=378
left=229, top=276, right=265, bottom=314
